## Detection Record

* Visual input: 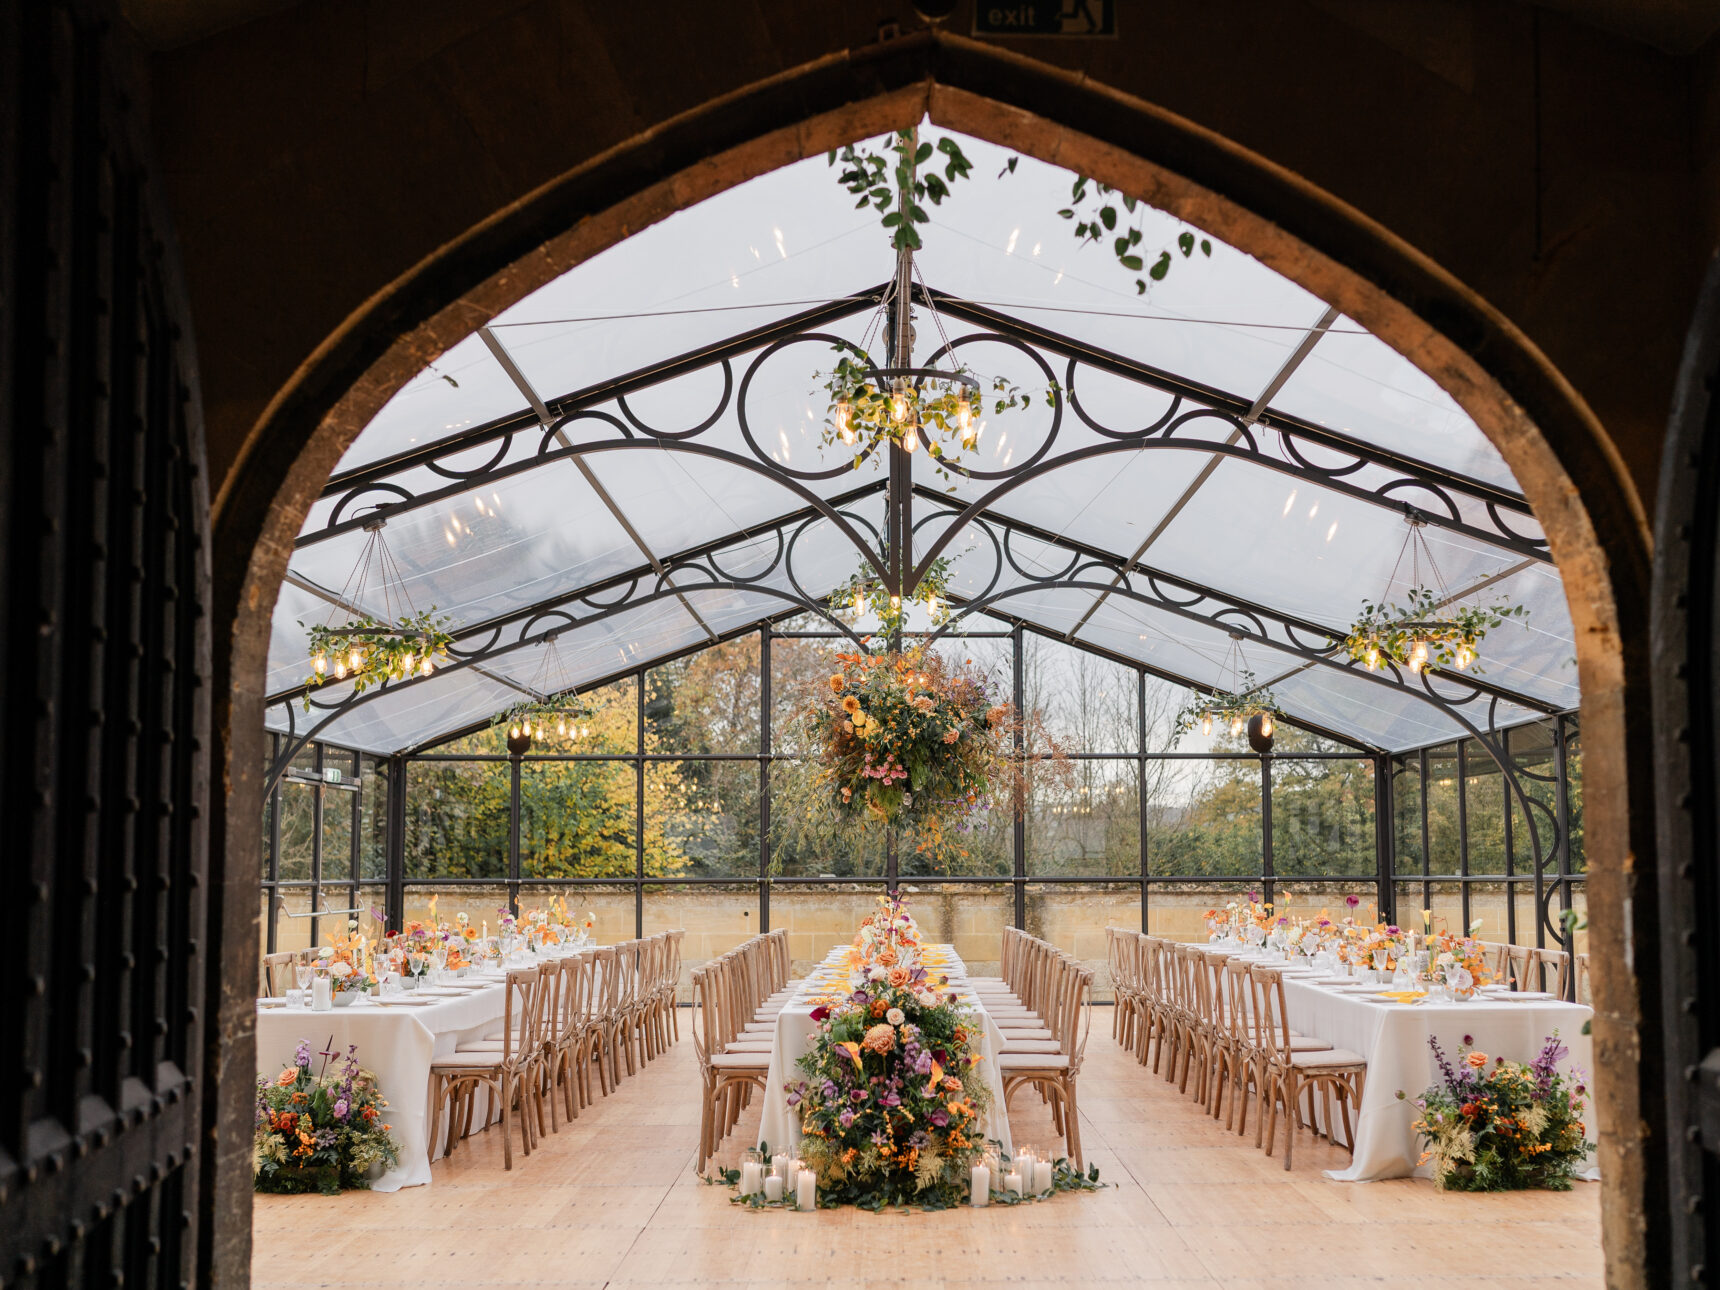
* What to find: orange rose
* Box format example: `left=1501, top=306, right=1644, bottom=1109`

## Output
left=276, top=1069, right=298, bottom=1087
left=888, top=967, right=909, bottom=988
left=869, top=999, right=888, bottom=1018
left=1465, top=1051, right=1489, bottom=1068
left=878, top=947, right=898, bottom=967
left=942, top=1076, right=963, bottom=1093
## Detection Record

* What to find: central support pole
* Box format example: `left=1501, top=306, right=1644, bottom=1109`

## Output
left=885, top=127, right=917, bottom=656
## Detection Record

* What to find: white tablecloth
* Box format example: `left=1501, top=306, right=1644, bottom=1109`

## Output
left=756, top=945, right=1013, bottom=1158
left=1196, top=945, right=1596, bottom=1182
left=256, top=976, right=511, bottom=1190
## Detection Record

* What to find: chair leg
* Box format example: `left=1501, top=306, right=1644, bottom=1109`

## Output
left=1063, top=1080, right=1083, bottom=1174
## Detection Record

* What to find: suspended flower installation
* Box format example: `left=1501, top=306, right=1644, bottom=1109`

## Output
left=1339, top=516, right=1529, bottom=676
left=828, top=549, right=955, bottom=637
left=1173, top=635, right=1279, bottom=745
left=301, top=516, right=452, bottom=707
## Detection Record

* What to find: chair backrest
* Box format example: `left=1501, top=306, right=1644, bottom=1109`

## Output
left=1574, top=952, right=1591, bottom=1005
left=259, top=950, right=297, bottom=998
left=501, top=966, right=543, bottom=1066
left=1223, top=958, right=1254, bottom=1047
left=1530, top=946, right=1571, bottom=998
left=1246, top=964, right=1294, bottom=1064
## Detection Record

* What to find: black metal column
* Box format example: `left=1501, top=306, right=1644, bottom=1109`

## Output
left=508, top=753, right=522, bottom=917
left=1260, top=754, right=1274, bottom=909
left=1457, top=739, right=1471, bottom=930
left=1375, top=753, right=1395, bottom=925
left=1139, top=671, right=1149, bottom=934
left=386, top=754, right=407, bottom=932
left=1013, top=622, right=1026, bottom=928
left=759, top=629, right=772, bottom=934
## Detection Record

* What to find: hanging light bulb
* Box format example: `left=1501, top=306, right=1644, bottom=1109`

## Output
left=509, top=723, right=521, bottom=740
left=1231, top=716, right=1245, bottom=736
left=1363, top=643, right=1380, bottom=672
left=335, top=660, right=347, bottom=681
left=349, top=645, right=365, bottom=672
left=902, top=425, right=918, bottom=454
left=956, top=392, right=974, bottom=446
left=1454, top=640, right=1475, bottom=670
left=313, top=651, right=327, bottom=676
left=834, top=397, right=855, bottom=445
left=890, top=378, right=908, bottom=424
left=1200, top=712, right=1213, bottom=737
left=420, top=657, right=434, bottom=677
left=1408, top=638, right=1429, bottom=674
left=580, top=724, right=591, bottom=739
left=401, top=652, right=414, bottom=676
left=889, top=594, right=901, bottom=612
left=557, top=718, right=568, bottom=737
left=852, top=585, right=865, bottom=613
left=1259, top=712, right=1275, bottom=739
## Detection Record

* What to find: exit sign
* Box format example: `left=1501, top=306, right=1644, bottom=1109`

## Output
left=974, top=0, right=1115, bottom=36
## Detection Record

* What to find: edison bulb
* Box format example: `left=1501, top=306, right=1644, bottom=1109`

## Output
left=890, top=595, right=900, bottom=611
left=1454, top=642, right=1475, bottom=669
left=313, top=651, right=327, bottom=676
left=1363, top=645, right=1379, bottom=671
left=1408, top=639, right=1429, bottom=673
left=955, top=393, right=973, bottom=439
left=335, top=661, right=347, bottom=681
left=557, top=719, right=568, bottom=737
left=890, top=379, right=908, bottom=424
left=1259, top=713, right=1274, bottom=738
left=349, top=646, right=365, bottom=671
left=902, top=428, right=917, bottom=453
left=834, top=397, right=854, bottom=445
left=420, top=657, right=434, bottom=677
left=1200, top=713, right=1213, bottom=737
left=1231, top=716, right=1245, bottom=736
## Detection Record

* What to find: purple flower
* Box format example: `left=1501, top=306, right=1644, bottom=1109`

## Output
left=928, top=1109, right=950, bottom=1128
left=851, top=989, right=870, bottom=1005
left=849, top=1087, right=868, bottom=1102
left=880, top=1092, right=901, bottom=1108
left=838, top=1108, right=856, bottom=1129
left=294, top=1039, right=312, bottom=1068
left=332, top=1098, right=350, bottom=1120
left=914, top=1051, right=933, bottom=1075
left=822, top=1080, right=838, bottom=1099
left=809, top=1005, right=830, bottom=1023
left=786, top=1088, right=802, bottom=1108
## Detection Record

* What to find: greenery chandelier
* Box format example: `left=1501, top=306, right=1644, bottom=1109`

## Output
left=1175, top=634, right=1280, bottom=747
left=494, top=633, right=594, bottom=751
left=301, top=515, right=452, bottom=705
left=1339, top=515, right=1528, bottom=676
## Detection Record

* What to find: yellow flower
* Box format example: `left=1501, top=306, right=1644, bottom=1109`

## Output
left=828, top=674, right=845, bottom=693
left=841, top=695, right=860, bottom=715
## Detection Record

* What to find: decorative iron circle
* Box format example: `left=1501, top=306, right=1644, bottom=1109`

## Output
left=736, top=333, right=885, bottom=481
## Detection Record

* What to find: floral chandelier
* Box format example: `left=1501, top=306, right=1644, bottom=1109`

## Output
left=302, top=514, right=452, bottom=704
left=1175, top=633, right=1279, bottom=748
left=1339, top=514, right=1528, bottom=676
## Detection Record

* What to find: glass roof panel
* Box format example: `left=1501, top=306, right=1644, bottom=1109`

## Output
left=330, top=333, right=527, bottom=474
left=265, top=668, right=528, bottom=757
left=1270, top=320, right=1517, bottom=490
left=277, top=124, right=1576, bottom=754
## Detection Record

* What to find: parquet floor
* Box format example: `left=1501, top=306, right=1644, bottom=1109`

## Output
left=252, top=1009, right=1603, bottom=1289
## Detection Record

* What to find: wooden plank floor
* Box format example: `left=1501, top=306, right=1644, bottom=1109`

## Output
left=252, top=1009, right=1603, bottom=1289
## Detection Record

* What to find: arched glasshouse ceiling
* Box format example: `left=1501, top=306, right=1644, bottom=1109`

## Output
left=264, top=127, right=1578, bottom=764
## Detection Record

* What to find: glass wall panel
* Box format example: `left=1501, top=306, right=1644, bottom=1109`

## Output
left=360, top=757, right=389, bottom=881
left=898, top=811, right=1013, bottom=879
left=320, top=786, right=354, bottom=881
left=1392, top=754, right=1423, bottom=875
left=647, top=761, right=758, bottom=879
left=770, top=884, right=889, bottom=979
left=277, top=783, right=315, bottom=881
left=1424, top=744, right=1460, bottom=873
left=403, top=761, right=509, bottom=879
left=516, top=760, right=640, bottom=879
left=1146, top=759, right=1262, bottom=876
left=894, top=882, right=1012, bottom=977
left=769, top=810, right=887, bottom=879
left=401, top=886, right=512, bottom=928
left=1270, top=758, right=1375, bottom=877
left=1463, top=741, right=1508, bottom=875
left=1026, top=758, right=1140, bottom=876
left=1022, top=633, right=1138, bottom=753
left=271, top=887, right=317, bottom=954
left=1025, top=882, right=1140, bottom=1001
left=645, top=633, right=760, bottom=754
left=515, top=883, right=638, bottom=946
left=1146, top=882, right=1257, bottom=941
left=643, top=883, right=760, bottom=988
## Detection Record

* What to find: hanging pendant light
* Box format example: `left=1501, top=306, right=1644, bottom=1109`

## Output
left=835, top=397, right=855, bottom=445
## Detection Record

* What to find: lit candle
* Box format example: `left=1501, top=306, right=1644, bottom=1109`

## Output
left=740, top=1160, right=762, bottom=1196
left=763, top=1174, right=784, bottom=1203
left=1004, top=1170, right=1023, bottom=1197
left=772, top=1152, right=790, bottom=1183
left=1033, top=1160, right=1053, bottom=1194
left=796, top=1168, right=816, bottom=1211
left=970, top=1164, right=990, bottom=1206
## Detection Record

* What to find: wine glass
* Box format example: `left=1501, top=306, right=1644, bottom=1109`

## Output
left=430, top=946, right=448, bottom=984
left=294, top=956, right=314, bottom=1007
left=408, top=950, right=428, bottom=987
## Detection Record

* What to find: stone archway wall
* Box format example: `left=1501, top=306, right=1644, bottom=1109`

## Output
left=199, top=31, right=1660, bottom=1288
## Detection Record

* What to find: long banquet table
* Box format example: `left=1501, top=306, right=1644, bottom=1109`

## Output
left=255, top=972, right=515, bottom=1191
left=1193, top=943, right=1597, bottom=1182
left=756, top=944, right=1014, bottom=1157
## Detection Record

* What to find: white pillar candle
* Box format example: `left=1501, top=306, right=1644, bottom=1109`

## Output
left=763, top=1174, right=784, bottom=1203
left=1004, top=1170, right=1022, bottom=1197
left=311, top=977, right=332, bottom=1011
left=1033, top=1160, right=1053, bottom=1194
left=1016, top=1149, right=1034, bottom=1177
left=739, top=1161, right=762, bottom=1195
left=970, top=1164, right=990, bottom=1206
left=796, top=1169, right=816, bottom=1211
left=771, top=1152, right=791, bottom=1183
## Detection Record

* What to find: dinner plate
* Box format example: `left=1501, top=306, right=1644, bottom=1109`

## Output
left=1497, top=991, right=1556, bottom=1001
